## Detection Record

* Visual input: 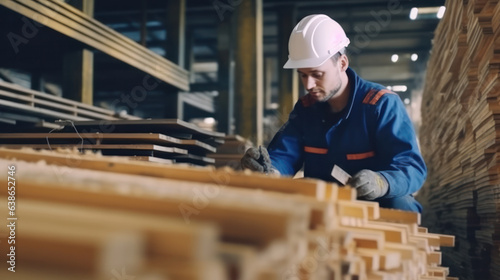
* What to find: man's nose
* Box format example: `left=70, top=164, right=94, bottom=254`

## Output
left=305, top=76, right=316, bottom=90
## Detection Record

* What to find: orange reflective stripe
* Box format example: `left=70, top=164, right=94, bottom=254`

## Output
left=362, top=89, right=377, bottom=104
left=304, top=146, right=328, bottom=154
left=369, top=89, right=393, bottom=105
left=346, top=151, right=375, bottom=160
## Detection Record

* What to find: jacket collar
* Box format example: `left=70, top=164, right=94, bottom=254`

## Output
left=343, top=67, right=359, bottom=120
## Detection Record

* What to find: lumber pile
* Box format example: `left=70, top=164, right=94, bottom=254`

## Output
left=0, top=148, right=455, bottom=280
left=208, top=135, right=253, bottom=170
left=0, top=80, right=139, bottom=132
left=0, top=0, right=189, bottom=91
left=418, top=0, right=500, bottom=279
left=0, top=119, right=225, bottom=166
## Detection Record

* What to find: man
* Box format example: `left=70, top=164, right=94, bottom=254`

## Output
left=241, top=14, right=426, bottom=212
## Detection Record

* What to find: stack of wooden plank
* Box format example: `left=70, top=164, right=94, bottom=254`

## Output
left=0, top=80, right=139, bottom=131
left=418, top=0, right=500, bottom=279
left=0, top=148, right=456, bottom=280
left=208, top=135, right=253, bottom=170
left=0, top=119, right=225, bottom=166
left=0, top=0, right=189, bottom=91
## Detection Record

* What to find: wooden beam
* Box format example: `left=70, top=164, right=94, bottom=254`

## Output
left=0, top=0, right=189, bottom=91
left=62, top=0, right=94, bottom=105
left=63, top=48, right=94, bottom=104
left=140, top=0, right=147, bottom=47
left=163, top=0, right=186, bottom=118
left=234, top=0, right=263, bottom=144
left=2, top=157, right=309, bottom=248
left=165, top=0, right=185, bottom=68
left=0, top=148, right=330, bottom=199
left=0, top=80, right=138, bottom=119
left=277, top=5, right=298, bottom=123
left=216, top=16, right=234, bottom=134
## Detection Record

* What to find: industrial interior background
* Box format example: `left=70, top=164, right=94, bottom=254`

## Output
left=0, top=0, right=444, bottom=145
left=1, top=0, right=500, bottom=279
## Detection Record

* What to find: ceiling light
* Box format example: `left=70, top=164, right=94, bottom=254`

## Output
left=411, top=53, right=418, bottom=61
left=391, top=54, right=399, bottom=63
left=204, top=117, right=215, bottom=124
left=393, top=85, right=407, bottom=92
left=410, top=7, right=418, bottom=20
left=387, top=86, right=392, bottom=90
left=404, top=98, right=411, bottom=105
left=437, top=6, right=446, bottom=19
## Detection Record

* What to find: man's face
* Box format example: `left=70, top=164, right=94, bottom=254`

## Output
left=297, top=58, right=343, bottom=102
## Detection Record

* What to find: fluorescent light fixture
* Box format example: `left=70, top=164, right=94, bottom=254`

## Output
left=387, top=86, right=392, bottom=90
left=404, top=98, right=411, bottom=105
left=411, top=53, right=418, bottom=61
left=393, top=85, right=408, bottom=92
left=204, top=117, right=215, bottom=124
left=391, top=54, right=399, bottom=63
left=437, top=6, right=446, bottom=19
left=410, top=7, right=418, bottom=20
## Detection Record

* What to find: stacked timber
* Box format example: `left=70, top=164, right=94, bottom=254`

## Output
left=0, top=80, right=139, bottom=131
left=0, top=0, right=189, bottom=91
left=0, top=148, right=455, bottom=280
left=418, top=0, right=500, bottom=279
left=208, top=135, right=253, bottom=170
left=0, top=119, right=225, bottom=166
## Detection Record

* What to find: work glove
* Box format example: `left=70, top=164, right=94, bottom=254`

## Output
left=241, top=147, right=280, bottom=175
left=348, top=169, right=388, bottom=200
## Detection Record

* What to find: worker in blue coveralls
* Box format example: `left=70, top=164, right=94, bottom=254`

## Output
left=241, top=14, right=426, bottom=213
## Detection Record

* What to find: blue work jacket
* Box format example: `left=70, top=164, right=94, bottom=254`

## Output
left=268, top=68, right=427, bottom=210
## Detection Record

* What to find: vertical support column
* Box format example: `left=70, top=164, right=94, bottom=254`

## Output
left=166, top=0, right=185, bottom=69
left=277, top=6, right=298, bottom=124
left=216, top=17, right=234, bottom=134
left=234, top=0, right=263, bottom=144
left=184, top=28, right=195, bottom=84
left=140, top=0, right=147, bottom=47
left=62, top=0, right=94, bottom=105
left=164, top=0, right=186, bottom=119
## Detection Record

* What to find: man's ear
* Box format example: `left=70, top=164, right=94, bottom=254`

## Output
left=340, top=54, right=349, bottom=72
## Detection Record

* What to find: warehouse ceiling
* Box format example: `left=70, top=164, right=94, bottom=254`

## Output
left=92, top=0, right=445, bottom=116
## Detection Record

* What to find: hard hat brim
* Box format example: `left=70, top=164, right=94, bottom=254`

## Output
left=283, top=54, right=333, bottom=69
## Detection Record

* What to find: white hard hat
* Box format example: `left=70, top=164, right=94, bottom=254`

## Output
left=283, top=14, right=350, bottom=69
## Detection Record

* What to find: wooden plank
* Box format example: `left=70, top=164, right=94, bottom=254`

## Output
left=0, top=198, right=218, bottom=261
left=384, top=242, right=417, bottom=260
left=0, top=198, right=225, bottom=280
left=356, top=248, right=401, bottom=271
left=336, top=186, right=357, bottom=201
left=0, top=148, right=457, bottom=279
left=375, top=208, right=421, bottom=225
left=0, top=144, right=188, bottom=155
left=0, top=133, right=216, bottom=153
left=437, top=234, right=455, bottom=247
left=0, top=218, right=146, bottom=276
left=56, top=119, right=225, bottom=139
left=0, top=157, right=310, bottom=247
left=128, top=156, right=173, bottom=164
left=173, top=154, right=216, bottom=165
left=419, top=1, right=500, bottom=278
left=418, top=227, right=429, bottom=233
left=0, top=148, right=330, bottom=200
left=0, top=98, right=91, bottom=121
left=352, top=200, right=380, bottom=220
left=0, top=80, right=132, bottom=117
left=428, top=251, right=442, bottom=265
left=0, top=0, right=189, bottom=91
